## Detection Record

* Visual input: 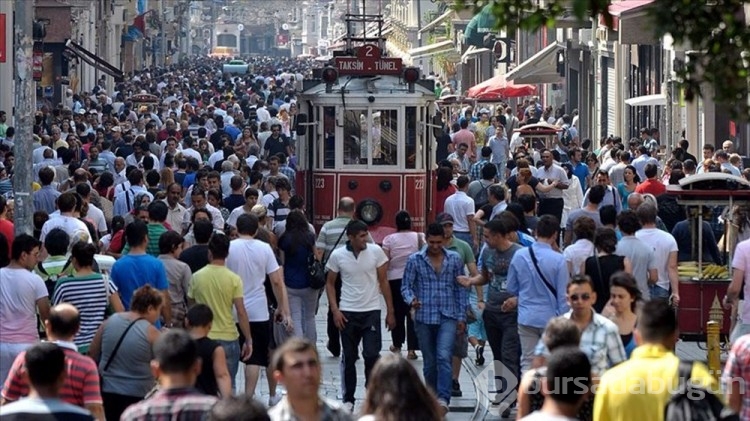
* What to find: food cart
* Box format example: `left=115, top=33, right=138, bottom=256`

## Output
left=666, top=173, right=750, bottom=342
left=513, top=122, right=563, bottom=152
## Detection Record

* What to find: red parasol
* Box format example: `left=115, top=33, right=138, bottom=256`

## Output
left=466, top=74, right=537, bottom=100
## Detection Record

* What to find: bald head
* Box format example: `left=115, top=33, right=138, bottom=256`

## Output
left=45, top=303, right=80, bottom=340
left=627, top=192, right=644, bottom=210
left=338, top=197, right=355, bottom=214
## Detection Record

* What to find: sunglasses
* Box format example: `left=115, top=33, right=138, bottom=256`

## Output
left=569, top=293, right=591, bottom=302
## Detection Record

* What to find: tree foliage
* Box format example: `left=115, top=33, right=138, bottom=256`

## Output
left=455, top=0, right=750, bottom=118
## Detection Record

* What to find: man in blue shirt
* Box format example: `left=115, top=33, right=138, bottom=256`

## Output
left=110, top=219, right=170, bottom=326
left=402, top=223, right=468, bottom=416
left=506, top=215, right=569, bottom=373
left=569, top=147, right=589, bottom=193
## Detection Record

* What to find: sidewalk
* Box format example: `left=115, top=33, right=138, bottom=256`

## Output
left=235, top=295, right=481, bottom=420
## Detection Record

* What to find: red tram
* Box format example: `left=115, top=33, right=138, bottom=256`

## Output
left=295, top=14, right=437, bottom=243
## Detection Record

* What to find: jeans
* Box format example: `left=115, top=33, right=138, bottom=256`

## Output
left=389, top=279, right=418, bottom=350
left=288, top=287, right=319, bottom=343
left=216, top=339, right=240, bottom=391
left=0, top=342, right=33, bottom=392
left=341, top=310, right=382, bottom=404
left=483, top=310, right=520, bottom=399
left=518, top=324, right=546, bottom=375
left=650, top=284, right=670, bottom=301
left=414, top=317, right=457, bottom=404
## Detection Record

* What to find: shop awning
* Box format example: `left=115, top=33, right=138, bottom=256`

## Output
left=625, top=93, right=666, bottom=106
left=409, top=40, right=456, bottom=60
left=504, top=42, right=564, bottom=84
left=419, top=10, right=454, bottom=34
left=464, top=5, right=496, bottom=47
left=65, top=39, right=124, bottom=81
left=606, top=0, right=656, bottom=44
left=467, top=74, right=537, bottom=100
left=461, top=45, right=490, bottom=63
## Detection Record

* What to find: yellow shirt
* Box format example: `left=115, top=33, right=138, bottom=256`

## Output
left=474, top=121, right=490, bottom=148
left=593, top=344, right=721, bottom=421
left=188, top=264, right=243, bottom=341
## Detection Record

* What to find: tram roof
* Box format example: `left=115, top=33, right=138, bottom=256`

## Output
left=301, top=75, right=435, bottom=98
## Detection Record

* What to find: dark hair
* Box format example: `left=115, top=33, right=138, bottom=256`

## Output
left=186, top=303, right=214, bottom=328
left=644, top=163, right=658, bottom=178
left=588, top=184, right=606, bottom=205
left=567, top=274, right=596, bottom=292
left=24, top=342, right=67, bottom=388
left=191, top=207, right=212, bottom=223
left=158, top=230, right=185, bottom=255
left=47, top=305, right=81, bottom=338
left=148, top=200, right=168, bottom=222
left=236, top=214, right=259, bottom=236
left=279, top=211, right=313, bottom=257
left=426, top=222, right=445, bottom=238
left=517, top=194, right=535, bottom=213
left=496, top=211, right=520, bottom=232
left=536, top=215, right=559, bottom=239
left=70, top=241, right=96, bottom=267
left=153, top=329, right=198, bottom=374
left=244, top=187, right=259, bottom=199
left=193, top=220, right=214, bottom=244
left=130, top=284, right=163, bottom=313
left=616, top=210, right=641, bottom=235
left=45, top=228, right=70, bottom=256
left=488, top=184, right=506, bottom=202
left=57, top=192, right=77, bottom=213
left=610, top=271, right=642, bottom=312
left=485, top=218, right=513, bottom=235
left=573, top=216, right=596, bottom=241
left=624, top=164, right=641, bottom=183
left=456, top=175, right=470, bottom=189
left=12, top=234, right=41, bottom=261
left=505, top=203, right=528, bottom=232
left=360, top=353, right=443, bottom=421
left=436, top=167, right=453, bottom=191
left=125, top=219, right=148, bottom=248
left=39, top=166, right=55, bottom=185
left=346, top=220, right=368, bottom=236
left=481, top=163, right=497, bottom=180
left=395, top=210, right=412, bottom=231
left=545, top=346, right=591, bottom=405
left=638, top=299, right=678, bottom=342
left=599, top=205, right=617, bottom=227
left=543, top=317, right=581, bottom=351
left=594, top=227, right=618, bottom=254
left=208, top=396, right=270, bottom=421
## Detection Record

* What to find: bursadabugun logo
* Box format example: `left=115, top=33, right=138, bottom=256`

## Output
left=472, top=360, right=519, bottom=417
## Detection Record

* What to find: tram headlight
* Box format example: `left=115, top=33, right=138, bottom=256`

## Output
left=357, top=199, right=383, bottom=226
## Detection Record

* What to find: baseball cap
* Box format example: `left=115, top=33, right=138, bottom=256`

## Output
left=436, top=213, right=454, bottom=225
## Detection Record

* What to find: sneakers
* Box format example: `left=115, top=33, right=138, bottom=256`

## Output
left=406, top=350, right=418, bottom=360
left=437, top=399, right=450, bottom=417
left=451, top=380, right=462, bottom=397
left=267, top=394, right=282, bottom=407
left=343, top=402, right=354, bottom=413
left=475, top=344, right=485, bottom=366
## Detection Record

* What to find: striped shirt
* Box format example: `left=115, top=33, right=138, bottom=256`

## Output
left=52, top=274, right=117, bottom=353
left=1, top=342, right=102, bottom=406
left=122, top=223, right=168, bottom=256
left=52, top=273, right=117, bottom=353
left=267, top=198, right=290, bottom=231
left=315, top=216, right=352, bottom=262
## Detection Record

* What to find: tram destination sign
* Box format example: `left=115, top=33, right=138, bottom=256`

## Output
left=334, top=43, right=403, bottom=76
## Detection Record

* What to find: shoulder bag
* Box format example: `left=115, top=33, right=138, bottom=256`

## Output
left=308, top=227, right=347, bottom=290
left=101, top=317, right=144, bottom=373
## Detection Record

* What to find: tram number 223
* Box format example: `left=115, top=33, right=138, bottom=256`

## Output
left=314, top=177, right=325, bottom=189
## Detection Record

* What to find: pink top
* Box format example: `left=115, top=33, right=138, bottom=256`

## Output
left=0, top=268, right=48, bottom=344
left=452, top=129, right=476, bottom=159
left=382, top=231, right=423, bottom=281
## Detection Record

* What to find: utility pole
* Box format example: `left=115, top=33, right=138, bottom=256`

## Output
left=13, top=0, right=34, bottom=236
left=160, top=0, right=166, bottom=66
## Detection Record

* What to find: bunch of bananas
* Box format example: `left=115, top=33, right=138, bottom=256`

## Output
left=677, top=262, right=730, bottom=280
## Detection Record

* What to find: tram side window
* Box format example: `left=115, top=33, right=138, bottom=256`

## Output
left=323, top=106, right=335, bottom=169
left=343, top=110, right=368, bottom=165
left=372, top=109, right=398, bottom=166
left=405, top=107, right=417, bottom=169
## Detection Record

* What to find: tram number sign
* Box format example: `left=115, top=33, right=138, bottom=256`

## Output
left=334, top=43, right=403, bottom=75
left=335, top=57, right=403, bottom=75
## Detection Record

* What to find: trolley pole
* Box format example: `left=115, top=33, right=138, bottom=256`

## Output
left=12, top=0, right=35, bottom=236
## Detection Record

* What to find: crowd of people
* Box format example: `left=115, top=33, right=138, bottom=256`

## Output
left=1, top=52, right=750, bottom=421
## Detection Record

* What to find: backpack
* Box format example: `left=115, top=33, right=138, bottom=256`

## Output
left=560, top=125, right=573, bottom=147
left=471, top=180, right=492, bottom=211
left=664, top=360, right=739, bottom=421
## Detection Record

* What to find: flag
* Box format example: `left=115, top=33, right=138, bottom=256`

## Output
left=136, top=0, right=147, bottom=15
left=124, top=11, right=150, bottom=41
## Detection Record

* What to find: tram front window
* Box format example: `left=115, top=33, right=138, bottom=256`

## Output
left=343, top=109, right=367, bottom=165
left=372, top=110, right=397, bottom=166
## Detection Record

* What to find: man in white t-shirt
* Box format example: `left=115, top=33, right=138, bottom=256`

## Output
left=634, top=203, right=680, bottom=305
left=325, top=220, right=395, bottom=412
left=226, top=213, right=291, bottom=398
left=0, top=234, right=50, bottom=389
left=39, top=192, right=92, bottom=249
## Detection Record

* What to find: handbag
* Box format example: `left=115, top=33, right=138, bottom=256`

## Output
left=308, top=226, right=348, bottom=289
